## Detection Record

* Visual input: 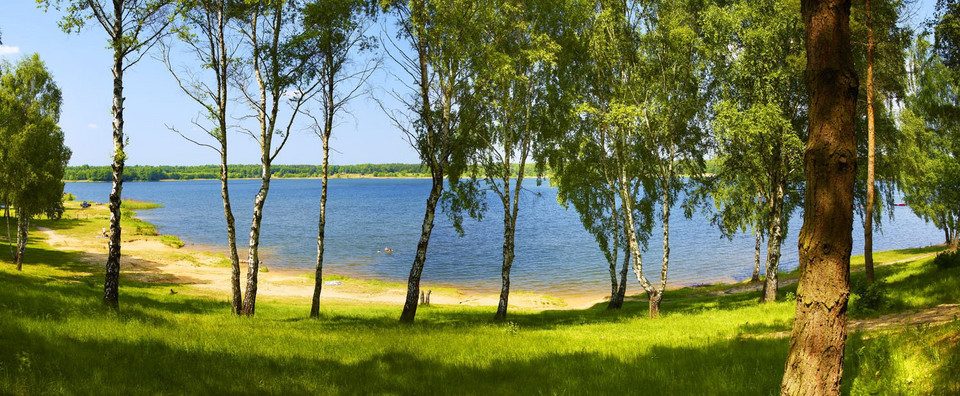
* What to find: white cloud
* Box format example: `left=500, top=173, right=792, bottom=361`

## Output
left=87, top=123, right=98, bottom=129
left=0, top=45, right=21, bottom=56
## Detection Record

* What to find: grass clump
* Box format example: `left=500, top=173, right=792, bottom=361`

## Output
left=120, top=199, right=163, bottom=210
left=160, top=235, right=185, bottom=249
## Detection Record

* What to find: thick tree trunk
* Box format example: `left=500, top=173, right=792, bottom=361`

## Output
left=863, top=0, right=877, bottom=283
left=782, top=0, right=858, bottom=393
left=400, top=174, right=443, bottom=323
left=310, top=119, right=332, bottom=319
left=760, top=183, right=785, bottom=303
left=103, top=12, right=126, bottom=310
left=15, top=211, right=27, bottom=271
left=752, top=228, right=762, bottom=282
left=648, top=289, right=663, bottom=318
left=240, top=166, right=271, bottom=316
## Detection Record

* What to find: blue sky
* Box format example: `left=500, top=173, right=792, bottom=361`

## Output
left=1, top=1, right=419, bottom=166
left=0, top=0, right=939, bottom=166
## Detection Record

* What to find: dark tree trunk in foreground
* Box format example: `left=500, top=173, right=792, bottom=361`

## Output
left=103, top=8, right=126, bottom=309
left=782, top=0, right=858, bottom=393
left=400, top=174, right=443, bottom=323
left=863, top=0, right=877, bottom=283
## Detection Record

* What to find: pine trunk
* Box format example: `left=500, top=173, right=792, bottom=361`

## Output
left=103, top=7, right=126, bottom=309
left=761, top=183, right=785, bottom=303
left=782, top=0, right=857, bottom=393
left=863, top=0, right=877, bottom=283
left=400, top=174, right=443, bottom=323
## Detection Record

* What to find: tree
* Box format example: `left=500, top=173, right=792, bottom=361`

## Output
left=0, top=54, right=72, bottom=270
left=234, top=0, right=324, bottom=316
left=900, top=34, right=960, bottom=246
left=781, top=0, right=858, bottom=392
left=629, top=0, right=709, bottom=317
left=161, top=0, right=245, bottom=314
left=706, top=0, right=806, bottom=303
left=850, top=0, right=910, bottom=283
left=46, top=0, right=173, bottom=309
left=382, top=0, right=480, bottom=323
left=460, top=0, right=560, bottom=320
left=300, top=0, right=379, bottom=319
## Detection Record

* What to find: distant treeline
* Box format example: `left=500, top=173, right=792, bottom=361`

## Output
left=65, top=162, right=717, bottom=182
left=65, top=164, right=431, bottom=181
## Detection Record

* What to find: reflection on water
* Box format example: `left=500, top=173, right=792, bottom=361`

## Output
left=66, top=179, right=944, bottom=296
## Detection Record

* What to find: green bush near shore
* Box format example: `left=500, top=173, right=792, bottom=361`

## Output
left=0, top=208, right=957, bottom=394
left=160, top=235, right=185, bottom=249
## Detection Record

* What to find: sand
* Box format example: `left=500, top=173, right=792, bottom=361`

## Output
left=36, top=226, right=607, bottom=310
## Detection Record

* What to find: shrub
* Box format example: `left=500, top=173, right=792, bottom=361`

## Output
left=850, top=278, right=889, bottom=316
left=62, top=192, right=76, bottom=201
left=933, top=250, right=960, bottom=270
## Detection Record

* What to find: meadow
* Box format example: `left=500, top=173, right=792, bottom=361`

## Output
left=0, top=204, right=958, bottom=395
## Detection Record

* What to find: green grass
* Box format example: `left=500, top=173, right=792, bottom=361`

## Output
left=1, top=212, right=958, bottom=394
left=120, top=199, right=164, bottom=210
left=160, top=235, right=185, bottom=249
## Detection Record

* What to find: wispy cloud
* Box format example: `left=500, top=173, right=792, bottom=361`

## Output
left=0, top=45, right=21, bottom=56
left=87, top=123, right=98, bottom=129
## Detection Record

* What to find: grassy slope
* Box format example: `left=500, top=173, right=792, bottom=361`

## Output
left=0, top=206, right=958, bottom=395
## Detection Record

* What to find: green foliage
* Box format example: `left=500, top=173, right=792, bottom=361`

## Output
left=64, top=163, right=437, bottom=181
left=849, top=278, right=889, bottom=317
left=62, top=192, right=75, bottom=202
left=933, top=250, right=960, bottom=270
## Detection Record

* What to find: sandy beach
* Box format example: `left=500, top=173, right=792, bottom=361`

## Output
left=37, top=223, right=609, bottom=311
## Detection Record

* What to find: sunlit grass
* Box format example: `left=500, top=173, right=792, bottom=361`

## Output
left=1, top=210, right=958, bottom=394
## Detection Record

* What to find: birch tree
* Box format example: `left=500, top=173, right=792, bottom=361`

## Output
left=301, top=0, right=378, bottom=318
left=234, top=0, right=324, bottom=316
left=45, top=0, right=173, bottom=309
left=0, top=55, right=71, bottom=270
left=382, top=0, right=479, bottom=323
left=161, top=0, right=246, bottom=314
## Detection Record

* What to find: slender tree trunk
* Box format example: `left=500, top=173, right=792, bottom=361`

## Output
left=15, top=210, right=27, bottom=271
left=782, top=0, right=858, bottom=393
left=310, top=107, right=332, bottom=318
left=400, top=174, right=443, bottom=323
left=103, top=8, right=126, bottom=309
left=494, top=210, right=515, bottom=321
left=752, top=227, right=762, bottom=282
left=761, top=183, right=785, bottom=303
left=240, top=164, right=271, bottom=316
left=609, top=246, right=629, bottom=309
left=863, top=0, right=877, bottom=283
left=220, top=148, right=241, bottom=315
left=5, top=203, right=13, bottom=262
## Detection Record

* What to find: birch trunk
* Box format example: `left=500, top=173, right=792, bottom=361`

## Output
left=761, top=182, right=785, bottom=303
left=310, top=93, right=333, bottom=318
left=240, top=163, right=271, bottom=316
left=782, top=0, right=857, bottom=392
left=400, top=174, right=443, bottom=323
left=494, top=209, right=516, bottom=321
left=14, top=210, right=27, bottom=271
left=5, top=204, right=13, bottom=262
left=752, top=228, right=762, bottom=282
left=103, top=5, right=126, bottom=309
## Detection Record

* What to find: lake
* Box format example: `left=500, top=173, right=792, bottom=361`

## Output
left=64, top=179, right=944, bottom=296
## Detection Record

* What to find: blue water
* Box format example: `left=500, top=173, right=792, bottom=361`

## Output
left=65, top=179, right=944, bottom=295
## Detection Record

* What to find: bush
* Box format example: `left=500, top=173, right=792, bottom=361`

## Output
left=933, top=250, right=960, bottom=270
left=850, top=278, right=889, bottom=316
left=62, top=193, right=76, bottom=201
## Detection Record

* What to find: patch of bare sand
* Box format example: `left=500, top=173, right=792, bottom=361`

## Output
left=35, top=226, right=605, bottom=310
